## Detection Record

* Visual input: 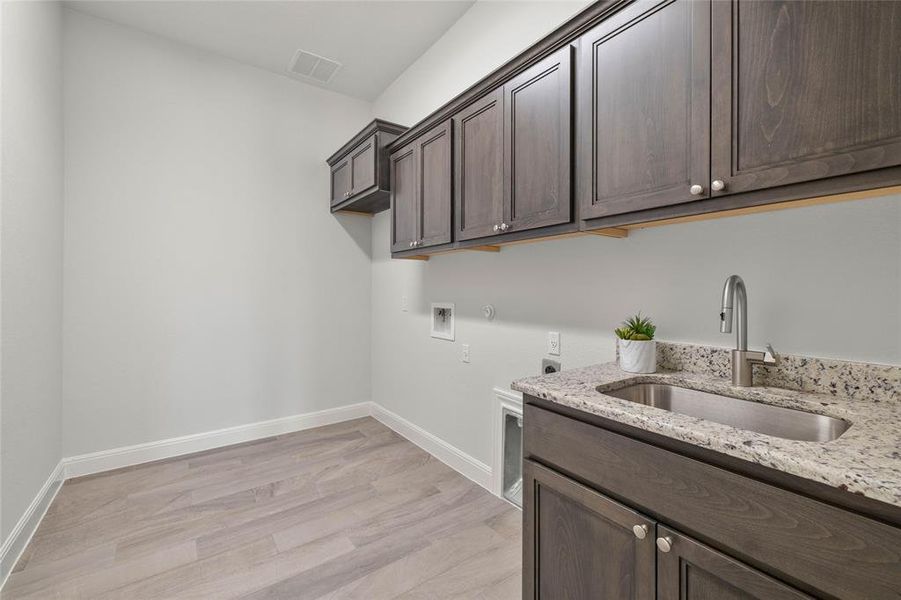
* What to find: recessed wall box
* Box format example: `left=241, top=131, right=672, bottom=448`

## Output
left=430, top=303, right=455, bottom=341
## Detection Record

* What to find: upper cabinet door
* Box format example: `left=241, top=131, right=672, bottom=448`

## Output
left=390, top=144, right=418, bottom=253
left=418, top=121, right=453, bottom=248
left=350, top=134, right=377, bottom=194
left=711, top=1, right=901, bottom=196
left=578, top=0, right=710, bottom=220
left=454, top=89, right=505, bottom=241
left=503, top=46, right=572, bottom=233
left=657, top=526, right=811, bottom=600
left=330, top=159, right=351, bottom=205
left=523, top=460, right=655, bottom=600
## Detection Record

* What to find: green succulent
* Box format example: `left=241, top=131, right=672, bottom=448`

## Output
left=614, top=313, right=656, bottom=341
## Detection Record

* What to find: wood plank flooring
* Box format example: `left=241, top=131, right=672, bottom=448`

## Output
left=4, top=418, right=521, bottom=599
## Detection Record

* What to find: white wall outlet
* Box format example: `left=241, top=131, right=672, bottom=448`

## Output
left=401, top=295, right=408, bottom=312
left=548, top=331, right=561, bottom=356
left=461, top=344, right=471, bottom=363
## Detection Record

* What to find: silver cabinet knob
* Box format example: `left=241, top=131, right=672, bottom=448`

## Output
left=656, top=536, right=673, bottom=553
left=689, top=184, right=703, bottom=196
left=493, top=224, right=500, bottom=232
left=711, top=179, right=725, bottom=192
left=632, top=524, right=648, bottom=539
left=500, top=223, right=509, bottom=231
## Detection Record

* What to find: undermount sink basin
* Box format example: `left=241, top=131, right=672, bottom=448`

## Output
left=604, top=383, right=849, bottom=442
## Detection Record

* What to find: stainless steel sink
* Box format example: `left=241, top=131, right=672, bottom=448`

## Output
left=604, top=383, right=849, bottom=442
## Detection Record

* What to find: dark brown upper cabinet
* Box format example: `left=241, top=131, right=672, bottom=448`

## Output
left=390, top=120, right=453, bottom=252
left=330, top=158, right=351, bottom=205
left=578, top=0, right=710, bottom=220
left=454, top=90, right=504, bottom=241
left=327, top=119, right=406, bottom=214
left=657, top=527, right=811, bottom=600
left=503, top=46, right=573, bottom=233
left=523, top=460, right=655, bottom=600
left=454, top=46, right=573, bottom=243
left=710, top=1, right=901, bottom=196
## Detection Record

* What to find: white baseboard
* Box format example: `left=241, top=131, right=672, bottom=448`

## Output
left=1, top=399, right=495, bottom=592
left=62, top=402, right=371, bottom=479
left=0, top=461, right=64, bottom=589
left=370, top=402, right=493, bottom=491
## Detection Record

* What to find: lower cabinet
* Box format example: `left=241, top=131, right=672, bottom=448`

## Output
left=524, top=459, right=811, bottom=600
left=524, top=460, right=655, bottom=600
left=656, top=526, right=810, bottom=600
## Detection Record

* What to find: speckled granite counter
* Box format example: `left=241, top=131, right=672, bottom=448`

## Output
left=512, top=343, right=901, bottom=508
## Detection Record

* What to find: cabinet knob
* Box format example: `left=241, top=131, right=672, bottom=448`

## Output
left=632, top=524, right=648, bottom=539
left=656, top=536, right=673, bottom=553
left=711, top=179, right=725, bottom=192
left=500, top=223, right=509, bottom=231
left=493, top=224, right=500, bottom=232
left=689, top=184, right=703, bottom=196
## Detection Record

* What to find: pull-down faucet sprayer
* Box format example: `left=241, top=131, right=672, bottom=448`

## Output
left=720, top=275, right=779, bottom=386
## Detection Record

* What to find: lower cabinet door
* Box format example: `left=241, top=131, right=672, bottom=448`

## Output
left=523, top=460, right=655, bottom=600
left=656, top=526, right=812, bottom=600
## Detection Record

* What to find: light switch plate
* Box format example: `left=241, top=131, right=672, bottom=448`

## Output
left=461, top=344, right=471, bottom=363
left=548, top=331, right=560, bottom=356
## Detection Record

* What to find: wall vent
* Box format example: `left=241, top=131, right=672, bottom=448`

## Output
left=288, top=49, right=342, bottom=83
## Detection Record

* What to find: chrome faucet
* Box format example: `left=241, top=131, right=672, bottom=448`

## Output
left=719, top=275, right=779, bottom=386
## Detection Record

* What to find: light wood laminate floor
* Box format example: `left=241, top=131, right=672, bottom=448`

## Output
left=4, top=418, right=521, bottom=599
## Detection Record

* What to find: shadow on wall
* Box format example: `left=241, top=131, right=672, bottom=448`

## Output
left=390, top=196, right=901, bottom=364
left=333, top=212, right=373, bottom=258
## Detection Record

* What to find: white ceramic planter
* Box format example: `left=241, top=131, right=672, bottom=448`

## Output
left=618, top=339, right=657, bottom=374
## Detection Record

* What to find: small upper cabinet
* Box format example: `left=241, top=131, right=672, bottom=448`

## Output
left=578, top=0, right=710, bottom=220
left=454, top=90, right=505, bottom=241
left=504, top=45, right=573, bottom=234
left=710, top=0, right=901, bottom=196
left=327, top=119, right=406, bottom=214
left=391, top=120, right=453, bottom=252
left=453, top=45, right=574, bottom=243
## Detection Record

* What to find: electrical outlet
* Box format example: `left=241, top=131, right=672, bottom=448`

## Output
left=461, top=344, right=471, bottom=363
left=542, top=358, right=561, bottom=375
left=548, top=331, right=560, bottom=356
left=401, top=295, right=408, bottom=312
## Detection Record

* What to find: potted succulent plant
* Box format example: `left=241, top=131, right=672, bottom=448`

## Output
left=615, top=313, right=657, bottom=374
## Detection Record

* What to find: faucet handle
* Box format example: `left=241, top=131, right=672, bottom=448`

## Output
left=764, top=343, right=780, bottom=366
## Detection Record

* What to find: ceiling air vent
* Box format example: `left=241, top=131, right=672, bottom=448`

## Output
left=288, top=49, right=342, bottom=84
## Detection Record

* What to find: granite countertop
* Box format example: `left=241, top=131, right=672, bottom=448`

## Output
left=512, top=347, right=901, bottom=509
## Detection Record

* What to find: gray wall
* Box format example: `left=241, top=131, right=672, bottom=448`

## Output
left=1, top=0, right=64, bottom=540
left=62, top=11, right=374, bottom=456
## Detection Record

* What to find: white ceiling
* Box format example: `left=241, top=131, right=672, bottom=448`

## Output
left=66, top=1, right=476, bottom=101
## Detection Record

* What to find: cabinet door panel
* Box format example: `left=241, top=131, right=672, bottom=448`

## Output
left=419, top=121, right=452, bottom=248
left=657, top=527, right=812, bottom=600
left=523, top=460, right=655, bottom=600
left=504, top=46, right=572, bottom=232
left=578, top=0, right=709, bottom=219
left=350, top=134, right=377, bottom=194
left=454, top=90, right=504, bottom=241
left=711, top=0, right=901, bottom=195
left=330, top=159, right=351, bottom=205
left=390, top=145, right=418, bottom=253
